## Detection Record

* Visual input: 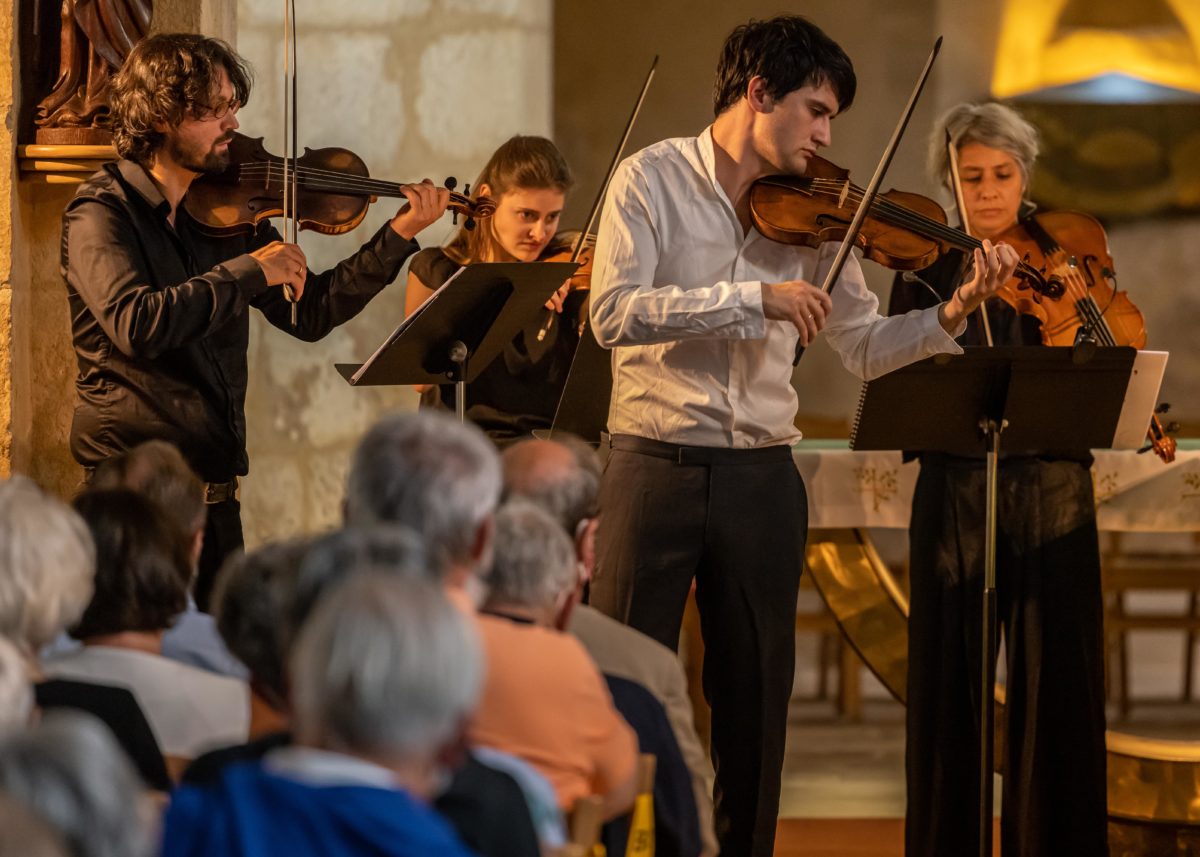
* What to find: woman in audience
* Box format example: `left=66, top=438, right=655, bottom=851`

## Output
left=41, top=489, right=249, bottom=773
left=91, top=440, right=245, bottom=678
left=0, top=637, right=33, bottom=733
left=0, top=476, right=94, bottom=669
left=472, top=500, right=639, bottom=820
left=0, top=711, right=153, bottom=857
left=163, top=574, right=482, bottom=857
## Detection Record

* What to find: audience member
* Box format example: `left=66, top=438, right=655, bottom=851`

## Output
left=184, top=528, right=547, bottom=857
left=472, top=500, right=639, bottom=819
left=0, top=637, right=33, bottom=733
left=0, top=479, right=165, bottom=786
left=504, top=437, right=717, bottom=854
left=0, top=794, right=70, bottom=857
left=0, top=711, right=152, bottom=857
left=42, top=490, right=249, bottom=769
left=0, top=476, right=94, bottom=667
left=163, top=575, right=481, bottom=857
left=91, top=440, right=245, bottom=677
left=345, top=410, right=502, bottom=606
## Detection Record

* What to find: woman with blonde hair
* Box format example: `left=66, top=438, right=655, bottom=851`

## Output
left=404, top=136, right=579, bottom=445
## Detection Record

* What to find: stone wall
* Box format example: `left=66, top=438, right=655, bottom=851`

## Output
left=235, top=0, right=552, bottom=546
left=1, top=0, right=13, bottom=477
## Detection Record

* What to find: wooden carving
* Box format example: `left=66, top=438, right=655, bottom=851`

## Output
left=34, top=0, right=152, bottom=144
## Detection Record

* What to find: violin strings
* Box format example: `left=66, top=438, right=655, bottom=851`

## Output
left=238, top=163, right=475, bottom=205
left=790, top=180, right=1046, bottom=285
left=238, top=163, right=414, bottom=197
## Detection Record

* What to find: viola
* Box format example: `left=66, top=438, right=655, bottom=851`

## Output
left=995, top=212, right=1176, bottom=462
left=184, top=133, right=496, bottom=238
left=749, top=154, right=1060, bottom=301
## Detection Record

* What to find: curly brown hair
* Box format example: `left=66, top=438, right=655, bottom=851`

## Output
left=110, top=33, right=252, bottom=164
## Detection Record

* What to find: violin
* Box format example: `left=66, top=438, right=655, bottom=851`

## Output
left=537, top=231, right=595, bottom=337
left=749, top=155, right=1059, bottom=300
left=184, top=133, right=496, bottom=238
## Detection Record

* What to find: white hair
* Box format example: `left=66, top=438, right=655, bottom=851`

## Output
left=486, top=500, right=578, bottom=609
left=0, top=477, right=95, bottom=653
left=928, top=101, right=1040, bottom=192
left=0, top=637, right=32, bottom=735
left=0, top=712, right=151, bottom=857
left=290, top=574, right=483, bottom=758
left=345, top=411, right=502, bottom=572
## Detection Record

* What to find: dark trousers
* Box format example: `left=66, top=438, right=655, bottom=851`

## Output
left=905, top=456, right=1108, bottom=857
left=194, top=498, right=244, bottom=613
left=591, top=436, right=807, bottom=857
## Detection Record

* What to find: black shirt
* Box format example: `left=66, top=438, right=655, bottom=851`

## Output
left=61, top=159, right=419, bottom=481
left=408, top=247, right=582, bottom=446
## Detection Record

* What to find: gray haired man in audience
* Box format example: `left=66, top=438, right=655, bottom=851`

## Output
left=502, top=437, right=718, bottom=856
left=345, top=410, right=502, bottom=609
left=163, top=575, right=482, bottom=857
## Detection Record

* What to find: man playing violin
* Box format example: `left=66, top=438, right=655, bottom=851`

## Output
left=588, top=15, right=1019, bottom=856
left=61, top=33, right=449, bottom=609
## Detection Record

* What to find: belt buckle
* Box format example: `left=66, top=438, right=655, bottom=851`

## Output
left=204, top=478, right=238, bottom=505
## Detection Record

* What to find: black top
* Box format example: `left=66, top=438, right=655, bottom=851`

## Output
left=408, top=247, right=582, bottom=445
left=182, top=732, right=540, bottom=857
left=887, top=249, right=1042, bottom=348
left=602, top=675, right=702, bottom=857
left=35, top=678, right=171, bottom=791
left=61, top=159, right=420, bottom=481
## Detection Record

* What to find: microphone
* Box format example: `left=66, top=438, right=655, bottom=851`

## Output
left=901, top=270, right=943, bottom=302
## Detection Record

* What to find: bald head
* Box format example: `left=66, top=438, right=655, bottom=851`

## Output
left=501, top=437, right=600, bottom=536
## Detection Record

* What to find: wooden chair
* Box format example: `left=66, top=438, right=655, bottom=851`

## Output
left=626, top=753, right=657, bottom=857
left=560, top=794, right=605, bottom=857
left=1102, top=532, right=1200, bottom=718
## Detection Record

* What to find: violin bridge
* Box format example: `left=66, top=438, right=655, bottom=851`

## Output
left=838, top=181, right=850, bottom=209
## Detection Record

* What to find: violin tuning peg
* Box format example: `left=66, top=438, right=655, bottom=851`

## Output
left=451, top=211, right=460, bottom=226
left=444, top=177, right=458, bottom=191
left=1167, top=421, right=1181, bottom=434
left=1156, top=402, right=1172, bottom=414
left=464, top=218, right=476, bottom=232
left=463, top=183, right=472, bottom=197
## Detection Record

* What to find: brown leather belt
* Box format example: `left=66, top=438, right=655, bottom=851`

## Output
left=204, top=478, right=239, bottom=505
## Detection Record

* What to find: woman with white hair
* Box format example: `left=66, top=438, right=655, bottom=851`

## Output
left=0, top=476, right=94, bottom=668
left=888, top=102, right=1108, bottom=857
left=162, top=574, right=482, bottom=857
left=0, top=711, right=153, bottom=857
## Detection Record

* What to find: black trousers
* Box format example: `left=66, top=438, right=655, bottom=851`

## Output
left=194, top=498, right=244, bottom=613
left=905, top=455, right=1108, bottom=857
left=592, top=436, right=807, bottom=857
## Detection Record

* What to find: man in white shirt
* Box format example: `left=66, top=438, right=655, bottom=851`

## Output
left=587, top=16, right=1018, bottom=857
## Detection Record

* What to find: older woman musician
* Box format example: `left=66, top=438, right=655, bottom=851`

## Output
left=887, top=102, right=1108, bottom=857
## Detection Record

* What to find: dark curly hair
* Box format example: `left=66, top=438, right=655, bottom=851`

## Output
left=110, top=33, right=252, bottom=164
left=713, top=15, right=856, bottom=118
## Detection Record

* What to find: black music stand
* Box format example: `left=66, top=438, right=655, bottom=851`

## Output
left=548, top=319, right=611, bottom=443
left=336, top=261, right=577, bottom=421
left=851, top=345, right=1142, bottom=857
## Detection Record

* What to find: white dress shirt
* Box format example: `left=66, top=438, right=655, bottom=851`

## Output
left=589, top=127, right=965, bottom=449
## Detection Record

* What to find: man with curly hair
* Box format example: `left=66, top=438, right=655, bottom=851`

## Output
left=61, top=33, right=450, bottom=608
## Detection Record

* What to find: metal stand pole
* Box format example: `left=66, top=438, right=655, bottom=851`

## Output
left=448, top=340, right=468, bottom=424
left=979, top=417, right=1006, bottom=857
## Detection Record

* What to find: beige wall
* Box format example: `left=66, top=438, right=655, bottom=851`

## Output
left=554, top=0, right=1200, bottom=436
left=235, top=0, right=552, bottom=546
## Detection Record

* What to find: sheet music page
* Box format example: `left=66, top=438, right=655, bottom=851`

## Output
left=1111, top=350, right=1168, bottom=450
left=351, top=264, right=467, bottom=384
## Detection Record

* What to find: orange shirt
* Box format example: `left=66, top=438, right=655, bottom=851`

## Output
left=470, top=614, right=638, bottom=810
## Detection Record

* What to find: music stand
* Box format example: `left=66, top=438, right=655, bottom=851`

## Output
left=851, top=345, right=1148, bottom=857
left=548, top=318, right=612, bottom=443
left=336, top=261, right=577, bottom=421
